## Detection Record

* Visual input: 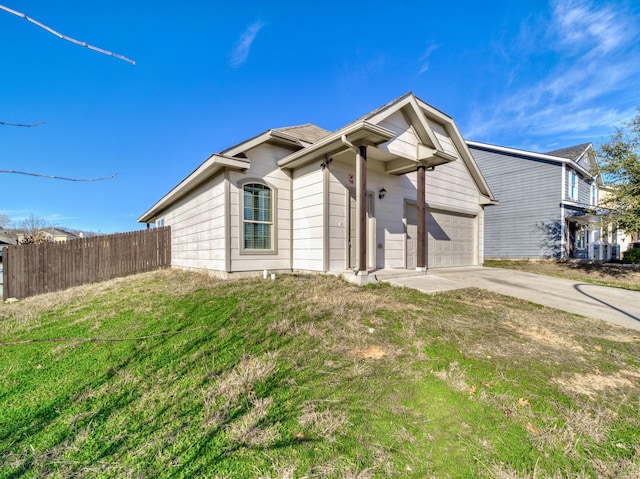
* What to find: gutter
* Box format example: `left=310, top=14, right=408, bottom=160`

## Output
left=277, top=121, right=395, bottom=169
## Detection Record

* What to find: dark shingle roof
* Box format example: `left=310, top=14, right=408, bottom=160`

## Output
left=545, top=143, right=591, bottom=161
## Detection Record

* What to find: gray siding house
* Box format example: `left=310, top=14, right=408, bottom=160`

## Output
left=139, top=93, right=496, bottom=283
left=467, top=141, right=620, bottom=260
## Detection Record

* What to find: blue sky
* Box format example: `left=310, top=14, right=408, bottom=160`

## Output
left=1, top=0, right=638, bottom=233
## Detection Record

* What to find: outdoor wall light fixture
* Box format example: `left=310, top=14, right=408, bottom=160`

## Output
left=378, top=188, right=387, bottom=200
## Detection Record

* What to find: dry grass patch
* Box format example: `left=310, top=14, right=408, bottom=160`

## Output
left=204, top=353, right=278, bottom=428
left=553, top=369, right=640, bottom=398
left=298, top=401, right=349, bottom=442
left=226, top=396, right=280, bottom=447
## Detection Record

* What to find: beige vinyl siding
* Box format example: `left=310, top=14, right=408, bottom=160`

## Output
left=368, top=161, right=409, bottom=269
left=228, top=143, right=292, bottom=272
left=292, top=163, right=324, bottom=271
left=327, top=161, right=349, bottom=271
left=166, top=174, right=226, bottom=271
left=327, top=157, right=411, bottom=271
left=377, top=111, right=420, bottom=158
left=427, top=119, right=458, bottom=157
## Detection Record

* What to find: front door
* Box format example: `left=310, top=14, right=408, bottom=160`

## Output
left=405, top=203, right=417, bottom=269
left=567, top=221, right=576, bottom=258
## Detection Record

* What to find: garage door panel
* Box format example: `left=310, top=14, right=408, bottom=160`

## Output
left=428, top=209, right=476, bottom=268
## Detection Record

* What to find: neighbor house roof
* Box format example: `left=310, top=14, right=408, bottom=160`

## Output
left=0, top=233, right=16, bottom=246
left=546, top=143, right=592, bottom=162
left=467, top=140, right=594, bottom=178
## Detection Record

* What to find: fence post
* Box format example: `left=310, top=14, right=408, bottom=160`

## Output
left=1, top=246, right=7, bottom=301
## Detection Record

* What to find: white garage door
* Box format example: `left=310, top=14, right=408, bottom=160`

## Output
left=427, top=209, right=476, bottom=268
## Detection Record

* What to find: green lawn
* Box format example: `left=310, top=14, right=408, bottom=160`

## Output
left=1, top=270, right=639, bottom=478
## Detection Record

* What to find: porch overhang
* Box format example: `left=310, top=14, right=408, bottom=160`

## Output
left=567, top=213, right=602, bottom=225
left=277, top=121, right=395, bottom=170
left=138, top=154, right=249, bottom=224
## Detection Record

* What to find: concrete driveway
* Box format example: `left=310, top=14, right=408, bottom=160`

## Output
left=387, top=267, right=640, bottom=332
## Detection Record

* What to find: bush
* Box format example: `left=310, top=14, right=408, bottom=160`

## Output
left=622, top=248, right=640, bottom=263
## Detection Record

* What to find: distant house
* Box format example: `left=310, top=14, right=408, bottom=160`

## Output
left=598, top=184, right=636, bottom=253
left=0, top=233, right=17, bottom=261
left=467, top=141, right=622, bottom=260
left=16, top=228, right=82, bottom=244
left=138, top=92, right=496, bottom=283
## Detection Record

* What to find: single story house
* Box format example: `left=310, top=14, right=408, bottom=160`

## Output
left=467, top=141, right=622, bottom=260
left=16, top=227, right=81, bottom=244
left=139, top=92, right=496, bottom=283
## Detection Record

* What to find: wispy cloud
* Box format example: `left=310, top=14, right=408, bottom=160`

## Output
left=464, top=0, right=640, bottom=146
left=229, top=20, right=266, bottom=68
left=418, top=43, right=439, bottom=75
left=552, top=0, right=628, bottom=57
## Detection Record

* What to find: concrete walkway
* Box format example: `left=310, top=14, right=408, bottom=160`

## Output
left=386, top=267, right=640, bottom=332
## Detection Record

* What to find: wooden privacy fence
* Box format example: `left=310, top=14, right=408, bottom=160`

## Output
left=2, top=227, right=171, bottom=300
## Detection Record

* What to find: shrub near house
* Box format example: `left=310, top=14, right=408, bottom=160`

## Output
left=623, top=247, right=640, bottom=263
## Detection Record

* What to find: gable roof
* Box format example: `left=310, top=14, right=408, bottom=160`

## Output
left=276, top=92, right=496, bottom=204
left=467, top=140, right=595, bottom=179
left=545, top=143, right=592, bottom=161
left=139, top=93, right=497, bottom=223
left=273, top=124, right=331, bottom=145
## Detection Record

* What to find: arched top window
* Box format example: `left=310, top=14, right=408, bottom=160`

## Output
left=242, top=182, right=274, bottom=251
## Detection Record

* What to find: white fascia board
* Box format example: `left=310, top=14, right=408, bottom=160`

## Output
left=137, top=154, right=249, bottom=223
left=277, top=121, right=395, bottom=169
left=466, top=140, right=593, bottom=178
left=221, top=129, right=304, bottom=157
left=221, top=131, right=272, bottom=157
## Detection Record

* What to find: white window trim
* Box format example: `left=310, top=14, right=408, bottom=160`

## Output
left=239, top=179, right=278, bottom=255
left=570, top=171, right=578, bottom=201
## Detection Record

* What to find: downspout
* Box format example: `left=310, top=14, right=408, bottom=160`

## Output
left=341, top=135, right=358, bottom=154
left=322, top=155, right=330, bottom=273
left=341, top=136, right=367, bottom=276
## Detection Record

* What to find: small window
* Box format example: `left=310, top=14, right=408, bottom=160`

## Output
left=157, top=218, right=165, bottom=228
left=590, top=184, right=598, bottom=206
left=570, top=172, right=578, bottom=200
left=242, top=183, right=273, bottom=250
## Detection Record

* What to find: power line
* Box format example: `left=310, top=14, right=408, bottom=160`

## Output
left=0, top=170, right=117, bottom=182
left=0, top=4, right=135, bottom=65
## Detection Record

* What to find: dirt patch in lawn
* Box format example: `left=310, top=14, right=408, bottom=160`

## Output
left=554, top=369, right=640, bottom=398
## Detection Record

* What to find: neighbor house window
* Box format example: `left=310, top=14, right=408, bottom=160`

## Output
left=570, top=172, right=578, bottom=200
left=242, top=183, right=273, bottom=250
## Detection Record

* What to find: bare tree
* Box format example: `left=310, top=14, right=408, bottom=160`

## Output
left=17, top=214, right=50, bottom=245
left=0, top=213, right=10, bottom=229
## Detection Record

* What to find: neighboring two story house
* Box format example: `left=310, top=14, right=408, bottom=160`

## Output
left=467, top=141, right=620, bottom=260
